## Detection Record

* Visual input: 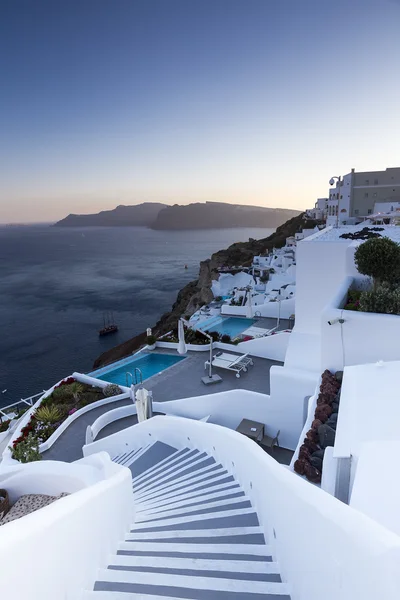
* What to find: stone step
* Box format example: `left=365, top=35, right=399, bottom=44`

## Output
left=132, top=449, right=199, bottom=487
left=125, top=526, right=265, bottom=545
left=134, top=454, right=215, bottom=495
left=129, top=441, right=178, bottom=478
left=107, top=553, right=281, bottom=577
left=131, top=507, right=258, bottom=532
left=134, top=463, right=226, bottom=502
left=137, top=482, right=241, bottom=511
left=93, top=567, right=291, bottom=597
left=134, top=470, right=233, bottom=504
left=136, top=498, right=252, bottom=523
left=118, top=541, right=272, bottom=557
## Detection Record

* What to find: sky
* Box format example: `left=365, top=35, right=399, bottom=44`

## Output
left=1, top=0, right=400, bottom=223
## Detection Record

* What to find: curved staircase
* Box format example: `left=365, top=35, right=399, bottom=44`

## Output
left=86, top=441, right=291, bottom=599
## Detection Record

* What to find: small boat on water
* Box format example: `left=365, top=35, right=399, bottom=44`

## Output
left=99, top=312, right=118, bottom=336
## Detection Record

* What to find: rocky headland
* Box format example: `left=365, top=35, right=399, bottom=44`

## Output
left=93, top=212, right=318, bottom=369
left=54, top=201, right=299, bottom=230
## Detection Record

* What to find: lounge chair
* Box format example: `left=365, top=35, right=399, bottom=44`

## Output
left=204, top=352, right=254, bottom=378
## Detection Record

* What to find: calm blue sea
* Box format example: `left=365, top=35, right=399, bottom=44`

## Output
left=0, top=225, right=273, bottom=406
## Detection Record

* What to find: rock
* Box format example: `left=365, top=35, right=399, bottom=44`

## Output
left=314, top=403, right=333, bottom=422
left=310, top=456, right=323, bottom=471
left=299, top=446, right=311, bottom=461
left=311, top=449, right=325, bottom=460
left=318, top=424, right=336, bottom=449
left=335, top=371, right=343, bottom=383
left=306, top=428, right=319, bottom=443
left=311, top=419, right=323, bottom=430
left=325, top=413, right=338, bottom=430
left=294, top=458, right=308, bottom=475
left=304, top=462, right=322, bottom=484
left=303, top=438, right=320, bottom=453
left=331, top=401, right=340, bottom=413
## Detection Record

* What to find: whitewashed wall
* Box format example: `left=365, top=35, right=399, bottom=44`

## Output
left=84, top=416, right=400, bottom=600
left=0, top=454, right=133, bottom=600
left=221, top=297, right=295, bottom=319
left=321, top=276, right=400, bottom=372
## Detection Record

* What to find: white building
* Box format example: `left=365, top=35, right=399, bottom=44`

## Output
left=1, top=223, right=400, bottom=599
left=327, top=167, right=400, bottom=226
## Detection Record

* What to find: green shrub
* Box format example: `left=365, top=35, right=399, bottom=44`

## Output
left=0, top=420, right=10, bottom=433
left=146, top=335, right=157, bottom=345
left=10, top=433, right=41, bottom=463
left=354, top=237, right=400, bottom=289
left=34, top=405, right=63, bottom=423
left=359, top=284, right=400, bottom=315
left=103, top=384, right=122, bottom=397
left=221, top=334, right=232, bottom=343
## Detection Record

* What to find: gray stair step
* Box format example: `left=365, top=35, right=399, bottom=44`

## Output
left=129, top=442, right=178, bottom=478
left=93, top=568, right=291, bottom=598
left=134, top=454, right=215, bottom=495
left=132, top=449, right=199, bottom=488
left=131, top=510, right=259, bottom=533
left=135, top=464, right=226, bottom=502
left=137, top=499, right=252, bottom=523
left=138, top=482, right=242, bottom=511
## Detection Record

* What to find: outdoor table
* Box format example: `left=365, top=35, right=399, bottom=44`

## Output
left=236, top=418, right=265, bottom=441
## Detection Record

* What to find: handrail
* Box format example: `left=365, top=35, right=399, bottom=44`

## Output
left=126, top=368, right=143, bottom=387
left=134, top=367, right=143, bottom=385
left=0, top=391, right=46, bottom=419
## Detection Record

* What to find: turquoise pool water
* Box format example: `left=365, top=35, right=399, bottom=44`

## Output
left=91, top=353, right=186, bottom=386
left=204, top=317, right=255, bottom=338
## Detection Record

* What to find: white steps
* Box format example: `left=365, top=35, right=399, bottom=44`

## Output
left=88, top=440, right=291, bottom=599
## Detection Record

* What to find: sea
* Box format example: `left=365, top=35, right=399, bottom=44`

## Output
left=0, top=225, right=273, bottom=407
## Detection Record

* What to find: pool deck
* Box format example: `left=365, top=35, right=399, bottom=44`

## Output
left=41, top=349, right=283, bottom=463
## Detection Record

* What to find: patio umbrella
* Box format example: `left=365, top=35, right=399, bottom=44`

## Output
left=178, top=319, right=187, bottom=355
left=135, top=386, right=151, bottom=422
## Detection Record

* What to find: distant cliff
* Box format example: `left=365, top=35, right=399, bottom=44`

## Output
left=54, top=203, right=167, bottom=227
left=151, top=202, right=300, bottom=230
left=93, top=212, right=318, bottom=368
left=54, top=201, right=300, bottom=229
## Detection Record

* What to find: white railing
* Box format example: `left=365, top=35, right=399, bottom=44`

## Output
left=0, top=391, right=45, bottom=420
left=83, top=416, right=400, bottom=600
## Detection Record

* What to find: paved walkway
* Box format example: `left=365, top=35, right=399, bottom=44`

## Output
left=41, top=397, right=132, bottom=463
left=42, top=350, right=282, bottom=463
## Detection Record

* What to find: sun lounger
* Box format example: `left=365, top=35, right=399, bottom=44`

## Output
left=204, top=352, right=254, bottom=378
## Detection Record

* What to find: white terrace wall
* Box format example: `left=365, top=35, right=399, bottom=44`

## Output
left=84, top=416, right=400, bottom=600
left=0, top=454, right=132, bottom=600
left=321, top=276, right=400, bottom=372
left=221, top=297, right=295, bottom=319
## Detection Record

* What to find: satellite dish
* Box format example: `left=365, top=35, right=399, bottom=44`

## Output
left=329, top=178, right=335, bottom=186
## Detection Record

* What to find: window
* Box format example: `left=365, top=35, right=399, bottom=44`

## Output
left=374, top=179, right=378, bottom=185
left=364, top=192, right=369, bottom=198
left=368, top=209, right=372, bottom=214
left=336, top=206, right=338, bottom=215
left=340, top=195, right=343, bottom=199
left=354, top=209, right=359, bottom=215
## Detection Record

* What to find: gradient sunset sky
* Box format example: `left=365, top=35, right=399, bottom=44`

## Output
left=1, top=0, right=400, bottom=223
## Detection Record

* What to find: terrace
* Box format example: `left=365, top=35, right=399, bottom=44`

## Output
left=31, top=348, right=293, bottom=465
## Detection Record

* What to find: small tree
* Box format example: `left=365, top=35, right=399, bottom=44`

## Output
left=354, top=237, right=400, bottom=290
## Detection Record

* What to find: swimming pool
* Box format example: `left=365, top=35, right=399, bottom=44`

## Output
left=202, top=317, right=256, bottom=338
left=90, top=353, right=186, bottom=386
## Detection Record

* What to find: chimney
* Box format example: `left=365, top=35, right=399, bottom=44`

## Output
left=351, top=168, right=355, bottom=173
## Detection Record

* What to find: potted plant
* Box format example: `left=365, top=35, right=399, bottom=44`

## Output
left=146, top=334, right=157, bottom=350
